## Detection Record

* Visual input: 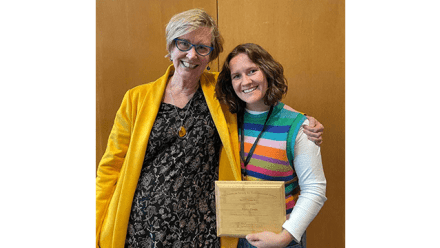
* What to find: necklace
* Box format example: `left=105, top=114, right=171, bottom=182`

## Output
left=168, top=88, right=195, bottom=138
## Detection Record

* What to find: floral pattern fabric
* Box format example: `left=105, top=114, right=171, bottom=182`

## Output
left=125, top=87, right=221, bottom=248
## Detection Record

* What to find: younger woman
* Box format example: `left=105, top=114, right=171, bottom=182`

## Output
left=216, top=43, right=327, bottom=248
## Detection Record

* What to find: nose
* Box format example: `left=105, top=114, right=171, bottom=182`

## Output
left=242, top=74, right=252, bottom=85
left=186, top=46, right=197, bottom=59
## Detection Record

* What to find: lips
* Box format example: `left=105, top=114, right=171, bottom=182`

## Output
left=181, top=61, right=198, bottom=69
left=243, top=86, right=258, bottom=93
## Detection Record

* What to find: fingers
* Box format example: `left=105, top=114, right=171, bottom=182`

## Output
left=304, top=116, right=324, bottom=137
left=246, top=234, right=262, bottom=247
left=306, top=116, right=316, bottom=127
left=246, top=231, right=291, bottom=248
left=308, top=135, right=323, bottom=146
left=302, top=127, right=322, bottom=138
left=246, top=233, right=267, bottom=248
left=303, top=127, right=323, bottom=146
left=246, top=233, right=260, bottom=242
left=303, top=122, right=324, bottom=133
left=302, top=115, right=324, bottom=147
left=314, top=138, right=323, bottom=146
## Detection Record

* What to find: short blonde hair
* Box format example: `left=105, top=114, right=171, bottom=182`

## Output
left=165, top=8, right=224, bottom=62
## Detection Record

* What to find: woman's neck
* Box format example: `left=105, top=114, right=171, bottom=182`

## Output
left=168, top=75, right=199, bottom=97
left=245, top=103, right=271, bottom=112
left=163, top=75, right=199, bottom=108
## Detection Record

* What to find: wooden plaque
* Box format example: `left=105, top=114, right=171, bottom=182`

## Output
left=215, top=181, right=286, bottom=237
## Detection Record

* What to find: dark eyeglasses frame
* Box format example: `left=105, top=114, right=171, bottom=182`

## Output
left=173, top=38, right=214, bottom=56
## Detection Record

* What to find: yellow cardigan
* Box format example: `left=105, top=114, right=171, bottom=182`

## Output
left=96, top=65, right=241, bottom=248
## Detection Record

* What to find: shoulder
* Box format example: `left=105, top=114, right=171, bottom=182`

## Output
left=129, top=80, right=158, bottom=93
left=200, top=71, right=220, bottom=97
left=119, top=74, right=168, bottom=108
left=275, top=102, right=303, bottom=120
left=124, top=81, right=158, bottom=103
left=127, top=63, right=174, bottom=95
left=127, top=67, right=171, bottom=97
left=282, top=103, right=296, bottom=113
left=201, top=71, right=220, bottom=85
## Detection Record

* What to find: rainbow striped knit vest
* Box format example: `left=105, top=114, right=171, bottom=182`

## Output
left=239, top=102, right=306, bottom=214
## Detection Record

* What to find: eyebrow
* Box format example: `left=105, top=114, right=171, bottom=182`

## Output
left=231, top=66, right=258, bottom=74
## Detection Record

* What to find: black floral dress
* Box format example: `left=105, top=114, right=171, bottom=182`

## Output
left=125, top=87, right=221, bottom=248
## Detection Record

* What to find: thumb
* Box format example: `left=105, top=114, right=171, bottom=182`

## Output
left=246, top=233, right=260, bottom=241
left=306, top=116, right=316, bottom=127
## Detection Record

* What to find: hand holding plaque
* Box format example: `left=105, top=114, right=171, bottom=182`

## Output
left=214, top=181, right=286, bottom=237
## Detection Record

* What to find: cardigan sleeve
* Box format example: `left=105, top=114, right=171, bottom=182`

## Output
left=96, top=90, right=133, bottom=238
left=282, top=119, right=327, bottom=242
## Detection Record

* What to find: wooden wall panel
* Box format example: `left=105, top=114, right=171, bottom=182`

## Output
left=218, top=0, right=345, bottom=247
left=96, top=0, right=218, bottom=167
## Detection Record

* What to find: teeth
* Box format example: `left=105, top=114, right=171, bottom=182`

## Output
left=182, top=61, right=197, bottom=69
left=243, top=86, right=258, bottom=93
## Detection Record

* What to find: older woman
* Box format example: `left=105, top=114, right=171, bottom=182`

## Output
left=96, top=9, right=323, bottom=248
left=216, top=43, right=327, bottom=248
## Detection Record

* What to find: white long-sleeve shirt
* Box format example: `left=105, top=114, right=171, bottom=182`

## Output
left=282, top=119, right=327, bottom=242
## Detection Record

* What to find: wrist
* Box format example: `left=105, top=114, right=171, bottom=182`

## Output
left=279, top=229, right=295, bottom=246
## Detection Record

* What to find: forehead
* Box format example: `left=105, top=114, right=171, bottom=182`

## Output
left=229, top=53, right=258, bottom=72
left=179, top=27, right=212, bottom=45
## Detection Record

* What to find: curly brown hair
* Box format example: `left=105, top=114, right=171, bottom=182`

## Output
left=215, top=43, right=288, bottom=114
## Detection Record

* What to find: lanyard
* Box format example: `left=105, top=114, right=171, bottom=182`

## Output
left=240, top=106, right=274, bottom=178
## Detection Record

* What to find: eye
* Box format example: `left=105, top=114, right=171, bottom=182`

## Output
left=196, top=45, right=209, bottom=53
left=231, top=74, right=240, bottom=80
left=249, top=69, right=258, bottom=75
left=179, top=40, right=190, bottom=48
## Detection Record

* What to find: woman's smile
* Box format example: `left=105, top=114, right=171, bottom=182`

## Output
left=180, top=60, right=198, bottom=69
left=230, top=53, right=269, bottom=111
left=242, top=86, right=259, bottom=93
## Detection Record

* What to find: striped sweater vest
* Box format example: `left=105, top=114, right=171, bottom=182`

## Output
left=239, top=102, right=306, bottom=214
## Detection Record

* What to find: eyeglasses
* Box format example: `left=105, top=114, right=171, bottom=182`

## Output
left=174, top=38, right=214, bottom=56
